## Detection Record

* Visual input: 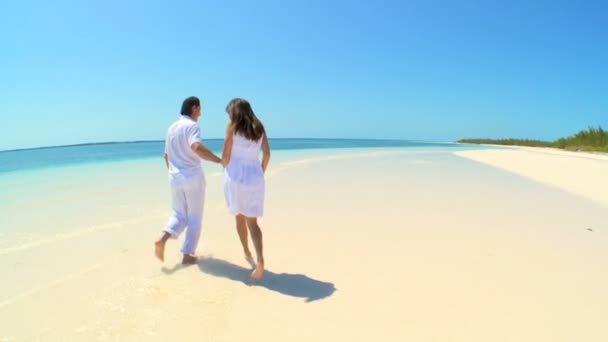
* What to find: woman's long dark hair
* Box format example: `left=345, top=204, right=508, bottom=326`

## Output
left=226, top=98, right=265, bottom=141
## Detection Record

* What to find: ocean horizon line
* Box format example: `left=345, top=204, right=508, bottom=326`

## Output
left=0, top=138, right=454, bottom=154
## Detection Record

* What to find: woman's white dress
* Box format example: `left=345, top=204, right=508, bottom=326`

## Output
left=224, top=134, right=265, bottom=217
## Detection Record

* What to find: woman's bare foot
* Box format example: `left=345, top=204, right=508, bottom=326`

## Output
left=154, top=240, right=166, bottom=262
left=182, top=254, right=198, bottom=265
left=245, top=253, right=256, bottom=269
left=251, top=262, right=264, bottom=280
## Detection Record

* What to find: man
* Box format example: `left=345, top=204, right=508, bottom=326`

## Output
left=155, top=96, right=221, bottom=264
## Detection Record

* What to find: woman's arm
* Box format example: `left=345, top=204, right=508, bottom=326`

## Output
left=222, top=125, right=234, bottom=167
left=261, top=133, right=271, bottom=173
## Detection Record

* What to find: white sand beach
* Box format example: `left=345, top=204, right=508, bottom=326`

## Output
left=1, top=147, right=607, bottom=341
left=456, top=147, right=608, bottom=208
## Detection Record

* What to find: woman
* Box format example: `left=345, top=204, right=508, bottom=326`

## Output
left=222, top=98, right=270, bottom=280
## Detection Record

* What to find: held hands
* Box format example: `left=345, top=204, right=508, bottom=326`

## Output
left=214, top=154, right=223, bottom=167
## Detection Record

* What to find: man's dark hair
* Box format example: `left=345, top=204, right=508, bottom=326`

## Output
left=181, top=96, right=201, bottom=116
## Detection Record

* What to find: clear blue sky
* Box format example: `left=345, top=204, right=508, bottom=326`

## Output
left=1, top=0, right=606, bottom=150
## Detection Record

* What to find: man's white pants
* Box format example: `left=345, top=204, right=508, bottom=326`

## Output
left=163, top=172, right=205, bottom=256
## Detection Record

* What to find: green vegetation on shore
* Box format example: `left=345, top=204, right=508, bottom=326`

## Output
left=458, top=127, right=608, bottom=153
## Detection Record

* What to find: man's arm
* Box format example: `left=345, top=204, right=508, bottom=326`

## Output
left=164, top=131, right=170, bottom=170
left=187, top=124, right=221, bottom=164
left=191, top=142, right=221, bottom=164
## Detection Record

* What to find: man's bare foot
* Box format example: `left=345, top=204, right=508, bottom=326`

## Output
left=182, top=254, right=198, bottom=265
left=245, top=253, right=256, bottom=269
left=251, top=262, right=264, bottom=280
left=154, top=240, right=166, bottom=262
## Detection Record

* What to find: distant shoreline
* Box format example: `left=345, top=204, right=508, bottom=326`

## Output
left=459, top=127, right=607, bottom=153
left=456, top=143, right=608, bottom=159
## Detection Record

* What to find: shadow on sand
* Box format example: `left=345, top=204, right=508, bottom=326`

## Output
left=162, top=257, right=336, bottom=302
